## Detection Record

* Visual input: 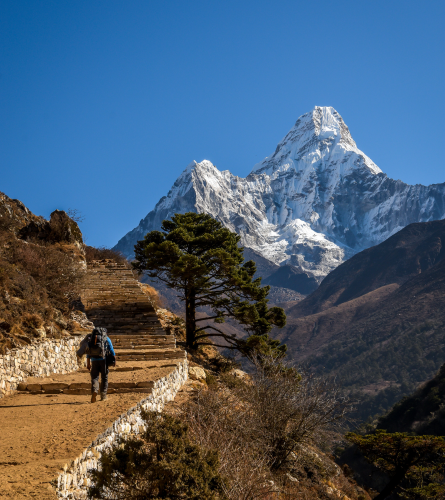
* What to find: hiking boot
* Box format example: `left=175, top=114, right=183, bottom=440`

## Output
left=91, top=392, right=98, bottom=403
left=100, top=392, right=108, bottom=401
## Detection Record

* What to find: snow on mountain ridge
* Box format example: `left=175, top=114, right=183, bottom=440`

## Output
left=115, top=106, right=445, bottom=279
left=252, top=106, right=381, bottom=177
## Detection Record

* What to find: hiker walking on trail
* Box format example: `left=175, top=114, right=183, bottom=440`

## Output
left=77, top=327, right=115, bottom=403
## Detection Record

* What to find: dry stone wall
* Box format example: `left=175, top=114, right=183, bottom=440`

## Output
left=56, top=358, right=188, bottom=499
left=0, top=335, right=83, bottom=398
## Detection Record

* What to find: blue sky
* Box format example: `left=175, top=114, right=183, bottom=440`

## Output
left=1, top=0, right=444, bottom=247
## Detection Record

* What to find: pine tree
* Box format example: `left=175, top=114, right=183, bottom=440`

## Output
left=133, top=212, right=286, bottom=355
left=346, top=430, right=445, bottom=499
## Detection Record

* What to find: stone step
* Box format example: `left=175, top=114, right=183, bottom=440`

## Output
left=109, top=335, right=172, bottom=339
left=17, top=387, right=155, bottom=395
left=80, top=262, right=178, bottom=356
left=114, top=345, right=175, bottom=350
left=113, top=340, right=175, bottom=345
left=118, top=352, right=186, bottom=361
left=115, top=348, right=182, bottom=355
left=17, top=381, right=155, bottom=392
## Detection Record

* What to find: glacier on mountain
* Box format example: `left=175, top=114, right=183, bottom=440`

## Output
left=114, top=106, right=445, bottom=279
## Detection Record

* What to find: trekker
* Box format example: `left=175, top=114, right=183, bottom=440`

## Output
left=83, top=327, right=115, bottom=403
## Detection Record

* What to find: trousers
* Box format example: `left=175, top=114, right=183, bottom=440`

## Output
left=90, top=359, right=108, bottom=395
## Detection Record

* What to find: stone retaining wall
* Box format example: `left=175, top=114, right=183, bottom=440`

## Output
left=0, top=336, right=82, bottom=398
left=56, top=358, right=189, bottom=499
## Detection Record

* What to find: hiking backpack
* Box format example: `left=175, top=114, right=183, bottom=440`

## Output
left=87, top=327, right=108, bottom=358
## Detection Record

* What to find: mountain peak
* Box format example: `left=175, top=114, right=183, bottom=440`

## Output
left=114, top=108, right=444, bottom=279
left=251, top=106, right=381, bottom=176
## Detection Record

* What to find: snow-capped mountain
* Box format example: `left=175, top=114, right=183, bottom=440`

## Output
left=114, top=106, right=445, bottom=279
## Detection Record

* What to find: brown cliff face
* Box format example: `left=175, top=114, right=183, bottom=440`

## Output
left=0, top=191, right=44, bottom=233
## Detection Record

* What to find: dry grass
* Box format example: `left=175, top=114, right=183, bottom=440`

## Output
left=180, top=357, right=365, bottom=500
left=85, top=245, right=128, bottom=265
left=0, top=230, right=86, bottom=352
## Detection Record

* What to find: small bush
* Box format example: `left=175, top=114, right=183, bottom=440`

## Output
left=22, top=313, right=43, bottom=329
left=219, top=372, right=244, bottom=389
left=85, top=245, right=128, bottom=265
left=88, top=411, right=226, bottom=500
left=183, top=356, right=354, bottom=499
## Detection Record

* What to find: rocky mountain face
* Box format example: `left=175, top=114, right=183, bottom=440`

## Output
left=0, top=191, right=43, bottom=233
left=115, top=106, right=444, bottom=286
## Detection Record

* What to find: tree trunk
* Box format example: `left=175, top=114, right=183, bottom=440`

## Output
left=185, top=287, right=196, bottom=349
left=374, top=469, right=407, bottom=500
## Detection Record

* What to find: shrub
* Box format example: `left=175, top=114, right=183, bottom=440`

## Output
left=21, top=313, right=43, bottom=329
left=88, top=411, right=226, bottom=500
left=183, top=356, right=353, bottom=498
left=85, top=245, right=128, bottom=265
left=8, top=241, right=85, bottom=313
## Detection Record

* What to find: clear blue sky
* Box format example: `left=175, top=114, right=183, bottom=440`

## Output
left=1, top=0, right=444, bottom=247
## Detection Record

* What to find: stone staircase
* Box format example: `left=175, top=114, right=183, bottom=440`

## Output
left=16, top=259, right=185, bottom=396
left=82, top=259, right=185, bottom=363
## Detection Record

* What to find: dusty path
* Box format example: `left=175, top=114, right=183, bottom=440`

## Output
left=0, top=260, right=187, bottom=499
left=0, top=362, right=181, bottom=500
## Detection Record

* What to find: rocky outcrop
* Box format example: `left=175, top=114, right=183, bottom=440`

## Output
left=0, top=191, right=44, bottom=233
left=19, top=209, right=83, bottom=246
left=115, top=106, right=444, bottom=280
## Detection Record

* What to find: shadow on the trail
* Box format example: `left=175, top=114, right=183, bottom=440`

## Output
left=0, top=401, right=88, bottom=408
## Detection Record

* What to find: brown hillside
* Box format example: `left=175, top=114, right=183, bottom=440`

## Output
left=279, top=257, right=445, bottom=420
left=289, top=219, right=445, bottom=318
left=0, top=194, right=86, bottom=352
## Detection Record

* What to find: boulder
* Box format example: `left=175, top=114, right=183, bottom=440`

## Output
left=35, top=327, right=46, bottom=338
left=18, top=210, right=83, bottom=245
left=188, top=366, right=206, bottom=381
left=231, top=368, right=247, bottom=379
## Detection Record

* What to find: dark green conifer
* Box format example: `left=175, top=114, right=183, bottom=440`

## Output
left=346, top=430, right=445, bottom=499
left=133, top=212, right=286, bottom=355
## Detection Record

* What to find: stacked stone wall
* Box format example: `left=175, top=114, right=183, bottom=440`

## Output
left=0, top=336, right=82, bottom=398
left=56, top=358, right=188, bottom=499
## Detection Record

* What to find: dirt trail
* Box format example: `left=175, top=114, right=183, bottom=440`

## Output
left=0, top=362, right=180, bottom=500
left=0, top=260, right=187, bottom=499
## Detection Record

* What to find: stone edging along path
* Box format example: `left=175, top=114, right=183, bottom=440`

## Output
left=0, top=336, right=82, bottom=398
left=56, top=358, right=189, bottom=499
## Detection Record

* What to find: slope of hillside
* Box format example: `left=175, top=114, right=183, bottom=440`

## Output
left=289, top=219, right=445, bottom=317
left=377, top=362, right=445, bottom=436
left=0, top=193, right=86, bottom=352
left=263, top=264, right=319, bottom=294
left=279, top=256, right=445, bottom=420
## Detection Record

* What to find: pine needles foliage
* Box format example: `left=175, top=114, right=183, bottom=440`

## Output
left=346, top=430, right=445, bottom=499
left=133, top=212, right=286, bottom=356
